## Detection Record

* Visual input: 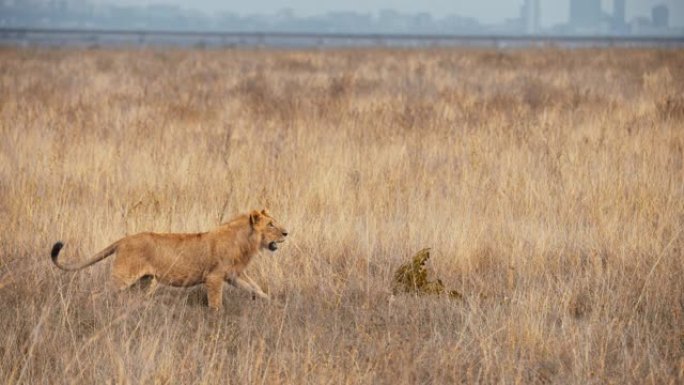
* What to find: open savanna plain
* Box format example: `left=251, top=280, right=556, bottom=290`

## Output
left=0, top=46, right=683, bottom=384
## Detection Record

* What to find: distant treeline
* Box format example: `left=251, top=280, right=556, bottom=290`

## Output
left=2, top=28, right=683, bottom=49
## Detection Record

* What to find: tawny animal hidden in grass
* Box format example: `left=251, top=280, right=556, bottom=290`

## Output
left=50, top=209, right=288, bottom=310
left=392, top=248, right=461, bottom=299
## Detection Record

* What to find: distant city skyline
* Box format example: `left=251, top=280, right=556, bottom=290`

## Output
left=97, top=0, right=684, bottom=28
left=2, top=0, right=682, bottom=37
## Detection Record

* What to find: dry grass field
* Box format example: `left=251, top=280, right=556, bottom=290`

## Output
left=0, top=46, right=683, bottom=384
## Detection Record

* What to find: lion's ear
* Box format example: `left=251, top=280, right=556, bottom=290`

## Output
left=261, top=208, right=269, bottom=216
left=249, top=210, right=261, bottom=226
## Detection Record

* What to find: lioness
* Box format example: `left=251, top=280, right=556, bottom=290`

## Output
left=50, top=209, right=288, bottom=310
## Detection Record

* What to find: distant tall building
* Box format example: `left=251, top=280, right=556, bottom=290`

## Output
left=652, top=5, right=669, bottom=28
left=613, top=0, right=625, bottom=26
left=522, top=0, right=540, bottom=34
left=612, top=0, right=627, bottom=33
left=569, top=0, right=601, bottom=29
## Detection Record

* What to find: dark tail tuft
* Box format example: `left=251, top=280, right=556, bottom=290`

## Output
left=51, top=242, right=64, bottom=262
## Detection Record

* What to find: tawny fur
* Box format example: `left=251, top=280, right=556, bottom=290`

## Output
left=51, top=209, right=288, bottom=309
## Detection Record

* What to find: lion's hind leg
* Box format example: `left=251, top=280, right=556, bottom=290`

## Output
left=111, top=253, right=151, bottom=292
left=111, top=270, right=147, bottom=291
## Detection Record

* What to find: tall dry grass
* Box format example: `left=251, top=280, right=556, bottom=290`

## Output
left=0, top=47, right=683, bottom=384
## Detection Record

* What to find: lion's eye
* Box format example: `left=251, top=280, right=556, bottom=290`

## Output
left=268, top=222, right=274, bottom=227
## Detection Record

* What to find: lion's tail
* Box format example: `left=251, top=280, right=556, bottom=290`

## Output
left=50, top=240, right=119, bottom=271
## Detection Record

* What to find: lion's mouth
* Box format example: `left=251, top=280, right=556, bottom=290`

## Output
left=268, top=241, right=278, bottom=251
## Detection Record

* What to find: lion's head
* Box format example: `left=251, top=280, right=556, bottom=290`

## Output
left=249, top=209, right=288, bottom=251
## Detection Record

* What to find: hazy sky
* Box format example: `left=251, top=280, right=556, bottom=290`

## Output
left=103, top=0, right=684, bottom=28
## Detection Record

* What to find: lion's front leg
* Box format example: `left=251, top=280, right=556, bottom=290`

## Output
left=205, top=274, right=225, bottom=310
left=242, top=272, right=270, bottom=300
left=227, top=273, right=269, bottom=300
